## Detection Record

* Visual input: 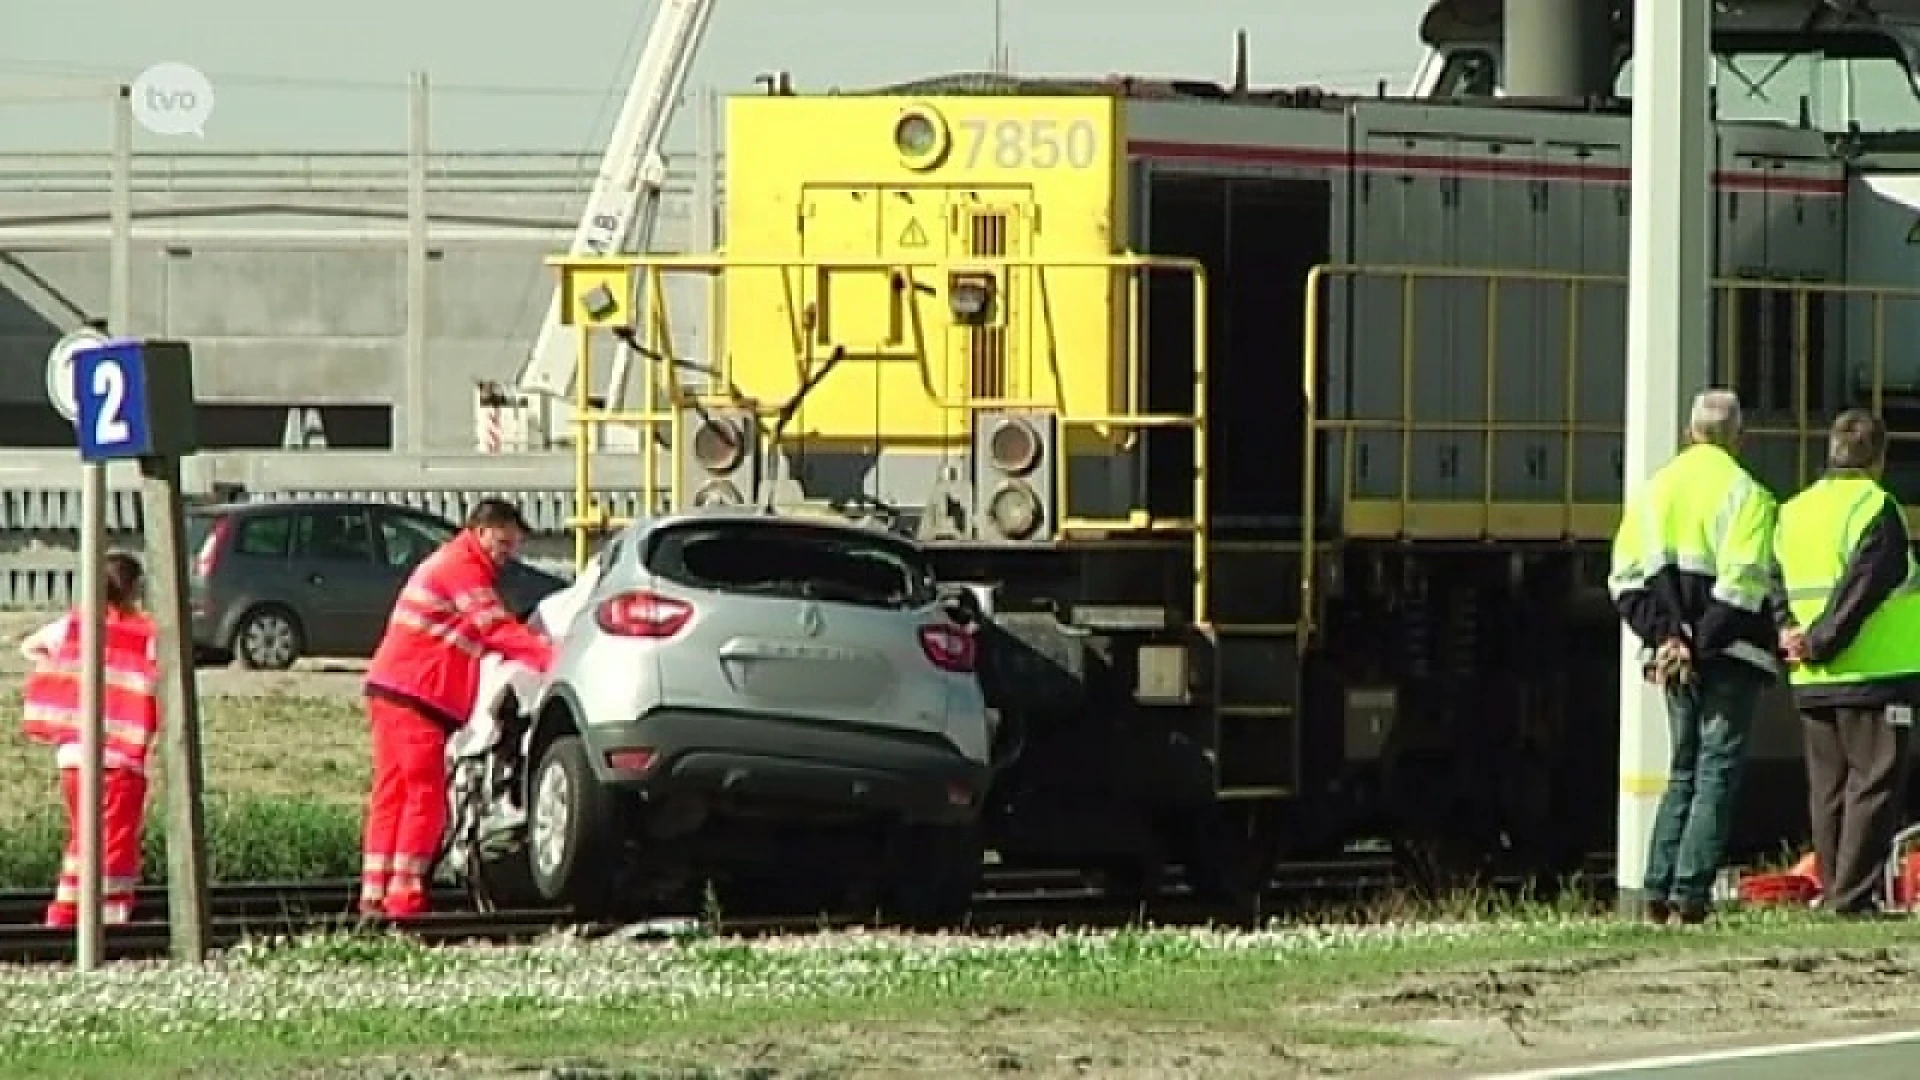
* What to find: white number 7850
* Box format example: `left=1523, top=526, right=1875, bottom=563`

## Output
left=958, top=117, right=1100, bottom=170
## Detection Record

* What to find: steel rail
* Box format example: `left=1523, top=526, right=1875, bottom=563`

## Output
left=0, top=860, right=1403, bottom=926
left=0, top=859, right=1614, bottom=967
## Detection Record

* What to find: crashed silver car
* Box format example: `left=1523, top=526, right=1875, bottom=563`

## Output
left=438, top=508, right=996, bottom=923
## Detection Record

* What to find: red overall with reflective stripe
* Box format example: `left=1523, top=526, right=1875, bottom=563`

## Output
left=365, top=530, right=553, bottom=728
left=359, top=530, right=553, bottom=916
left=19, top=609, right=159, bottom=927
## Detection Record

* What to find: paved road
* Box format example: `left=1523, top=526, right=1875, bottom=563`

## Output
left=1476, top=1029, right=1920, bottom=1079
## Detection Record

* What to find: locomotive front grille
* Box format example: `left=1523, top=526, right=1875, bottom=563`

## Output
left=967, top=210, right=1010, bottom=400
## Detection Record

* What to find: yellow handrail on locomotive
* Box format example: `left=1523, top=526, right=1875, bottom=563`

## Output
left=1298, top=264, right=1920, bottom=650
left=550, top=251, right=1213, bottom=620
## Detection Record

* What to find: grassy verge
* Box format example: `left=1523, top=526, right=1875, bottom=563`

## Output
left=3, top=909, right=1917, bottom=1078
left=0, top=692, right=368, bottom=887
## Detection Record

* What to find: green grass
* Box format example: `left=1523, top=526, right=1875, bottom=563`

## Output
left=0, top=692, right=368, bottom=888
left=3, top=909, right=1917, bottom=1078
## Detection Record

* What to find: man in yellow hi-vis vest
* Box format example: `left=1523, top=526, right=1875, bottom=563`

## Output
left=1772, top=408, right=1920, bottom=917
left=1610, top=389, right=1782, bottom=926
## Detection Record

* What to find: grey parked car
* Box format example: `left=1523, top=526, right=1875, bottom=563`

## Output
left=439, top=507, right=995, bottom=924
left=187, top=499, right=567, bottom=670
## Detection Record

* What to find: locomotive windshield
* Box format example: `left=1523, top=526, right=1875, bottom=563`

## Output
left=1634, top=47, right=1920, bottom=134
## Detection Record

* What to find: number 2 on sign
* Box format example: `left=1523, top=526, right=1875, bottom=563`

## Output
left=959, top=117, right=1099, bottom=170
left=91, top=360, right=129, bottom=445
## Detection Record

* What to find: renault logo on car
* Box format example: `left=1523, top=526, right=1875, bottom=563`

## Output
left=798, top=602, right=825, bottom=637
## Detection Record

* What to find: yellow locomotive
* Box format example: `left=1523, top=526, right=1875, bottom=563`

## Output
left=546, top=1, right=1920, bottom=894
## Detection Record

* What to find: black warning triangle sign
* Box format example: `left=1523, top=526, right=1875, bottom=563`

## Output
left=899, top=218, right=928, bottom=248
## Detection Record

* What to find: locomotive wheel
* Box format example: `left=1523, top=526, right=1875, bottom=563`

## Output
left=879, top=821, right=984, bottom=927
left=1096, top=856, right=1161, bottom=903
left=1165, top=804, right=1277, bottom=909
left=1391, top=831, right=1490, bottom=907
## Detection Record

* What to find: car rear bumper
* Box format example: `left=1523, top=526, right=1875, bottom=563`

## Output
left=581, top=707, right=989, bottom=827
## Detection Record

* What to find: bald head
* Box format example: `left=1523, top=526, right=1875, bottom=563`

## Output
left=1687, top=389, right=1743, bottom=449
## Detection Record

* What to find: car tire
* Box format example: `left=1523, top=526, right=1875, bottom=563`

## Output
left=880, top=821, right=984, bottom=927
left=468, top=849, right=542, bottom=913
left=526, top=734, right=617, bottom=916
left=231, top=605, right=304, bottom=671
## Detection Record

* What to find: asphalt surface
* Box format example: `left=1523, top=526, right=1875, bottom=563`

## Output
left=1475, top=1028, right=1920, bottom=1079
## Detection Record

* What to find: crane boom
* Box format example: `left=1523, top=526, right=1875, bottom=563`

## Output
left=515, top=0, right=717, bottom=402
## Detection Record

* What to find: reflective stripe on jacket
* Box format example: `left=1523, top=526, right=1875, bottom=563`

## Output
left=1608, top=442, right=1780, bottom=673
left=20, top=609, right=161, bottom=774
left=364, top=530, right=555, bottom=729
left=1776, top=472, right=1920, bottom=687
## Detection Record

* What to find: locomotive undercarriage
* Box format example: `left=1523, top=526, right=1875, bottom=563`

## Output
left=950, top=537, right=1829, bottom=904
left=927, top=543, right=1285, bottom=903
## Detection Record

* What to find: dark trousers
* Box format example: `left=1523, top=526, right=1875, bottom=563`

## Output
left=1803, top=704, right=1913, bottom=913
left=1645, top=664, right=1762, bottom=909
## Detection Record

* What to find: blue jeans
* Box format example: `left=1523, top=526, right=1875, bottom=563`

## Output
left=1643, top=662, right=1763, bottom=908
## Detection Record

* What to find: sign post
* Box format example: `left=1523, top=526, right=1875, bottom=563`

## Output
left=71, top=337, right=209, bottom=961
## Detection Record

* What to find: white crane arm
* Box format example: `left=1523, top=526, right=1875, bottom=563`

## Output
left=516, top=0, right=717, bottom=400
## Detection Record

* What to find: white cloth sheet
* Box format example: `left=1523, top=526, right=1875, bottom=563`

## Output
left=454, top=563, right=602, bottom=755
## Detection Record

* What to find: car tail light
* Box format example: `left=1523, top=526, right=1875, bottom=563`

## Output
left=919, top=623, right=975, bottom=673
left=193, top=517, right=230, bottom=580
left=606, top=748, right=656, bottom=773
left=595, top=590, right=693, bottom=638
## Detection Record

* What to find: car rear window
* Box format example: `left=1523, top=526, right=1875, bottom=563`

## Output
left=646, top=521, right=934, bottom=610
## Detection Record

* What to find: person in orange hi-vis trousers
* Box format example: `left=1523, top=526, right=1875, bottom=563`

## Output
left=359, top=498, right=555, bottom=918
left=19, top=552, right=159, bottom=928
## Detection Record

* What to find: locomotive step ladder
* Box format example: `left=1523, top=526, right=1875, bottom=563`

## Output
left=1206, top=540, right=1309, bottom=799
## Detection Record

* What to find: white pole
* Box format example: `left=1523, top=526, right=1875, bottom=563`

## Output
left=76, top=467, right=105, bottom=972
left=1617, top=1, right=1713, bottom=914
left=404, top=72, right=429, bottom=452
left=74, top=83, right=135, bottom=972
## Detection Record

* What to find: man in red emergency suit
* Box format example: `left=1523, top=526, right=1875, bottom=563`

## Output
left=20, top=552, right=159, bottom=927
left=359, top=498, right=555, bottom=917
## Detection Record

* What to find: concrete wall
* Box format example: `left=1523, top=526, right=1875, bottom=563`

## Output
left=0, top=149, right=724, bottom=450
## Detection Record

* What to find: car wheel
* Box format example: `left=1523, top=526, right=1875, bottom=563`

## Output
left=527, top=735, right=617, bottom=916
left=231, top=605, right=303, bottom=671
left=880, top=821, right=984, bottom=927
left=468, top=848, right=541, bottom=913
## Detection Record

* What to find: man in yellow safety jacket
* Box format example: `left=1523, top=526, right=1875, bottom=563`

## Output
left=1609, top=388, right=1782, bottom=926
left=1772, top=407, right=1920, bottom=917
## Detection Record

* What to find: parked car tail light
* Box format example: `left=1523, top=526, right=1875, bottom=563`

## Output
left=918, top=623, right=975, bottom=673
left=193, top=517, right=230, bottom=580
left=605, top=748, right=656, bottom=772
left=595, top=590, right=694, bottom=638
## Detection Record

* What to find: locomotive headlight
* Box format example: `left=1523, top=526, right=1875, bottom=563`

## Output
left=692, top=417, right=746, bottom=474
left=986, top=416, right=1042, bottom=476
left=987, top=481, right=1043, bottom=540
left=894, top=104, right=951, bottom=170
left=693, top=479, right=744, bottom=507
left=948, top=272, right=995, bottom=323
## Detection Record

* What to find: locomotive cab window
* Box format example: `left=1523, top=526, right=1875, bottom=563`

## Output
left=1618, top=39, right=1920, bottom=133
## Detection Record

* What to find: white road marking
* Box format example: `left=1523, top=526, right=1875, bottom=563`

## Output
left=1473, top=1028, right=1920, bottom=1078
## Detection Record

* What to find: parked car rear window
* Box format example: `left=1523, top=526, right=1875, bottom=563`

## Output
left=646, top=521, right=933, bottom=610
left=233, top=513, right=293, bottom=558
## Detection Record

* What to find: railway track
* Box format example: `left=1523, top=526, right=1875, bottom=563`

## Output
left=0, top=856, right=1613, bottom=966
left=0, top=861, right=1399, bottom=928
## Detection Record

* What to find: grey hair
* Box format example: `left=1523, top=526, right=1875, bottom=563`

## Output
left=1688, top=389, right=1743, bottom=447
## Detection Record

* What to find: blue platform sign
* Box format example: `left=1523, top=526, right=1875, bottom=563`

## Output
left=75, top=339, right=153, bottom=462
